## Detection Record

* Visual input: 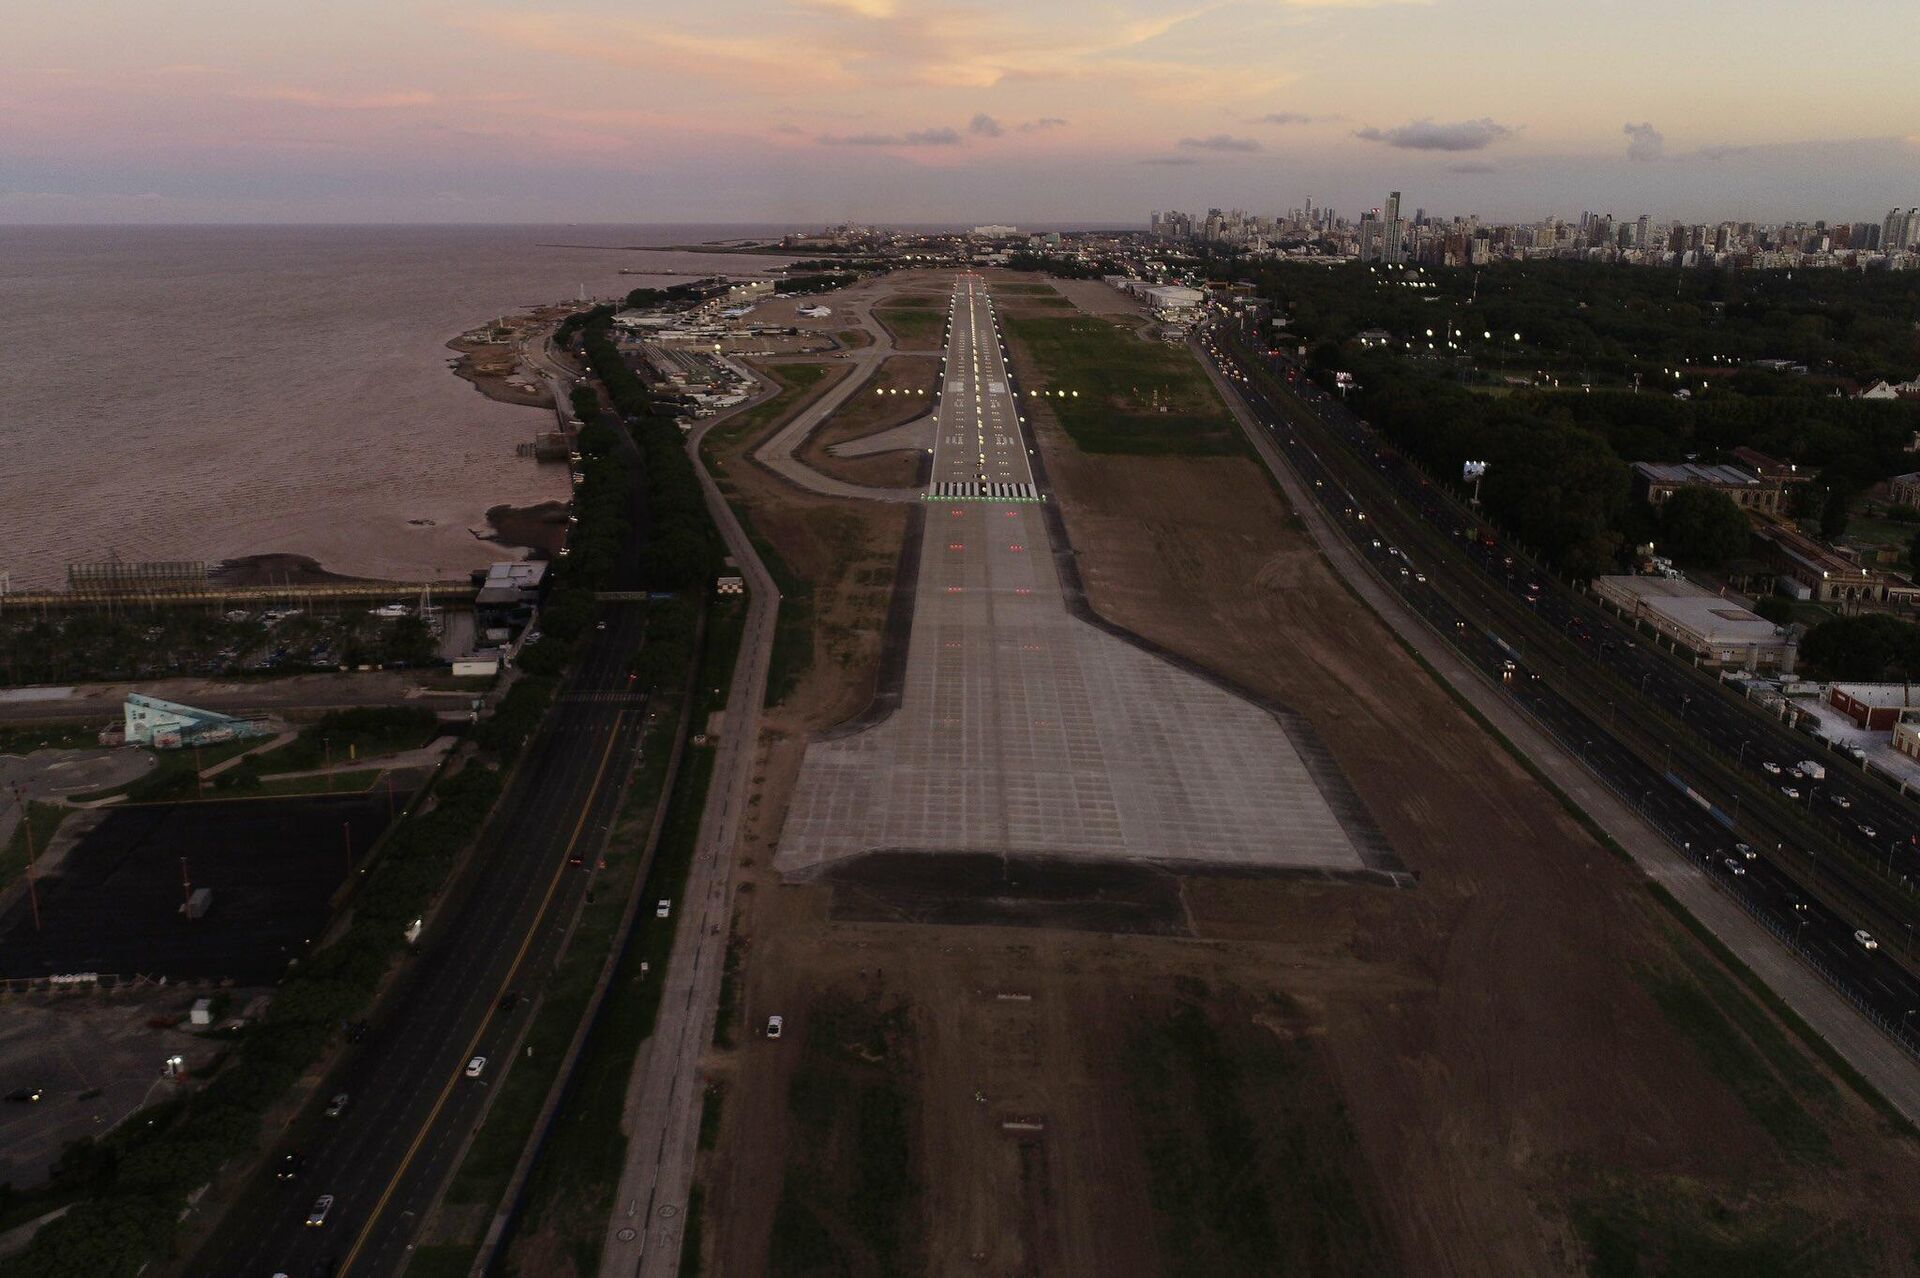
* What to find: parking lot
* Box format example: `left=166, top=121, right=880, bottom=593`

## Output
left=0, top=791, right=403, bottom=981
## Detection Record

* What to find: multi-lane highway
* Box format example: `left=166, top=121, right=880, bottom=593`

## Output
left=190, top=610, right=650, bottom=1276
left=1201, top=319, right=1920, bottom=1058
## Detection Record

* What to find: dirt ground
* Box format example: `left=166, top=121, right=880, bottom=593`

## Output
left=690, top=269, right=1920, bottom=1277
left=796, top=356, right=937, bottom=489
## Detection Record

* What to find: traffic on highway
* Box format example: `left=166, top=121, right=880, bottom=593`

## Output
left=1201, top=319, right=1920, bottom=1060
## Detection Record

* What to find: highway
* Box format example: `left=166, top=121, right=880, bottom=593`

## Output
left=188, top=608, right=649, bottom=1276
left=1200, top=319, right=1920, bottom=1059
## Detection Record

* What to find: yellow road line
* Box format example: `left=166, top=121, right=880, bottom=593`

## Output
left=338, top=711, right=625, bottom=1274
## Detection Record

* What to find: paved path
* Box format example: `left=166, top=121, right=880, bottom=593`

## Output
left=750, top=295, right=922, bottom=503
left=1197, top=345, right=1920, bottom=1123
left=596, top=372, right=784, bottom=1278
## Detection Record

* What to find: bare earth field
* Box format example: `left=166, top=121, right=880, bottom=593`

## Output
left=689, top=273, right=1920, bottom=1277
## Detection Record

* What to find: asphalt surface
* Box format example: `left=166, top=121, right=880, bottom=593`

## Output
left=188, top=607, right=651, bottom=1277
left=1202, top=320, right=1920, bottom=1056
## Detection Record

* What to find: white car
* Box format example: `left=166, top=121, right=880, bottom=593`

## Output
left=1734, top=843, right=1756, bottom=860
left=656, top=900, right=672, bottom=919
left=1832, top=794, right=1852, bottom=810
left=1855, top=929, right=1879, bottom=951
left=1780, top=786, right=1801, bottom=800
left=1722, top=857, right=1746, bottom=876
left=1761, top=761, right=1781, bottom=775
left=766, top=1015, right=784, bottom=1040
left=1858, top=824, right=1877, bottom=840
left=465, top=1056, right=487, bottom=1078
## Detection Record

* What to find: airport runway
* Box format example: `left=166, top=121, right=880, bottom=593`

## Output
left=777, top=275, right=1374, bottom=876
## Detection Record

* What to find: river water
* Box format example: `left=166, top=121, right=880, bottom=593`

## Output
left=0, top=224, right=797, bottom=589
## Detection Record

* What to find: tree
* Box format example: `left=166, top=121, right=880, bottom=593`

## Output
left=1752, top=594, right=1794, bottom=625
left=1799, top=613, right=1920, bottom=681
left=1819, top=483, right=1854, bottom=542
left=1657, top=487, right=1750, bottom=569
left=1907, top=527, right=1920, bottom=572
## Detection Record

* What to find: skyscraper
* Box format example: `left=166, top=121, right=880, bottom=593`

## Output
left=1383, top=190, right=1405, bottom=265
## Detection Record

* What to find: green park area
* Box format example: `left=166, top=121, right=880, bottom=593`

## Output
left=1004, top=314, right=1244, bottom=455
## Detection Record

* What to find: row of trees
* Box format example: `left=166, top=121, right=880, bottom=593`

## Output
left=575, top=312, right=721, bottom=593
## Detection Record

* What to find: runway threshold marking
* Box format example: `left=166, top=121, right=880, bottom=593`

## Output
left=338, top=711, right=628, bottom=1275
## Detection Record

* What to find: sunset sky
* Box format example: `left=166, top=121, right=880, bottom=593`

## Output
left=5, top=0, right=1915, bottom=224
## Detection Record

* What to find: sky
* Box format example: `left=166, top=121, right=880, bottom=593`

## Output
left=3, top=0, right=1916, bottom=226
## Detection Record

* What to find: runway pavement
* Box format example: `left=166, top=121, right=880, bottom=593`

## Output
left=187, top=606, right=652, bottom=1277
left=776, top=275, right=1370, bottom=876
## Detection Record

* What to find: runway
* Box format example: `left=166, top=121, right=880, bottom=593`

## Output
left=777, top=275, right=1377, bottom=876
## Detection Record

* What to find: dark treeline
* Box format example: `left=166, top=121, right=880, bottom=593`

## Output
left=1005, top=250, right=1111, bottom=280
left=1229, top=259, right=1920, bottom=384
left=575, top=312, right=721, bottom=594
left=1234, top=260, right=1920, bottom=580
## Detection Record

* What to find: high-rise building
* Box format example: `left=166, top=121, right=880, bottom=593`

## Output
left=1383, top=190, right=1405, bottom=265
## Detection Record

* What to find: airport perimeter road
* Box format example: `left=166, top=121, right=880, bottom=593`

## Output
left=189, top=607, right=652, bottom=1278
left=1198, top=328, right=1920, bottom=1112
left=596, top=362, right=783, bottom=1277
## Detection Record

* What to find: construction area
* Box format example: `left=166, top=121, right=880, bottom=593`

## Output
left=598, top=270, right=1920, bottom=1278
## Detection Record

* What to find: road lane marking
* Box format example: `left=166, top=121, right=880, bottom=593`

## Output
left=338, top=706, right=629, bottom=1275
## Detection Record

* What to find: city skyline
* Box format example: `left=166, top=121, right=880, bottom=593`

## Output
left=4, top=0, right=1918, bottom=224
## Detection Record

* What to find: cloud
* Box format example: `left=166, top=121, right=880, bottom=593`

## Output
left=237, top=87, right=437, bottom=110
left=1257, top=112, right=1316, bottom=125
left=1446, top=161, right=1499, bottom=174
left=1356, top=117, right=1511, bottom=151
left=1019, top=116, right=1068, bottom=132
left=969, top=112, right=1003, bottom=137
left=1138, top=156, right=1200, bottom=166
left=1690, top=143, right=1749, bottom=162
left=1623, top=121, right=1664, bottom=162
left=1178, top=133, right=1261, bottom=153
left=819, top=126, right=962, bottom=146
left=771, top=123, right=806, bottom=135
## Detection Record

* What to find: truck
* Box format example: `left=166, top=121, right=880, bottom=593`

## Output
left=1799, top=760, right=1827, bottom=781
left=181, top=888, right=213, bottom=921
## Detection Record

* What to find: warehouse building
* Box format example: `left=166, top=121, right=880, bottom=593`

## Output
left=1593, top=575, right=1797, bottom=671
left=1827, top=682, right=1920, bottom=730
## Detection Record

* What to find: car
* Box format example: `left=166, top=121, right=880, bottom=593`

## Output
left=1780, top=786, right=1801, bottom=800
left=499, top=991, right=522, bottom=1012
left=1855, top=929, right=1879, bottom=951
left=596, top=620, right=607, bottom=631
left=1722, top=857, right=1746, bottom=876
left=1369, top=538, right=1382, bottom=549
left=5, top=1086, right=44, bottom=1103
left=766, top=1015, right=784, bottom=1039
left=323, top=1092, right=349, bottom=1118
left=1735, top=842, right=1756, bottom=860
left=465, top=1056, right=487, bottom=1078
left=306, top=1195, right=334, bottom=1227
left=1414, top=572, right=1427, bottom=584
left=1832, top=793, right=1853, bottom=809
left=568, top=852, right=585, bottom=867
left=1857, top=823, right=1878, bottom=840
left=275, top=1151, right=304, bottom=1181
left=1760, top=761, right=1781, bottom=775
left=656, top=900, right=671, bottom=919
